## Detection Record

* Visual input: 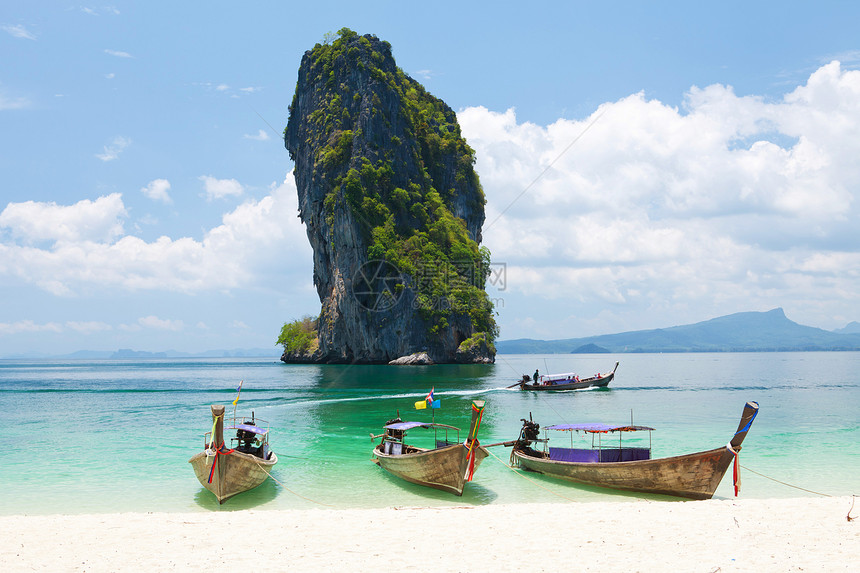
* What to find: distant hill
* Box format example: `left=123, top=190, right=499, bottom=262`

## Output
left=835, top=321, right=860, bottom=334
left=496, top=308, right=860, bottom=354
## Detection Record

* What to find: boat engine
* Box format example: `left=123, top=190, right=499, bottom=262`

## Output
left=236, top=427, right=259, bottom=454
left=518, top=418, right=541, bottom=445
left=384, top=417, right=404, bottom=440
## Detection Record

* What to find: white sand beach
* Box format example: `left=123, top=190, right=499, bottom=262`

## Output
left=2, top=497, right=857, bottom=572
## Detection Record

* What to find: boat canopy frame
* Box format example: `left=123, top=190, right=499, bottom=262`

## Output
left=382, top=421, right=462, bottom=449
left=542, top=423, right=654, bottom=457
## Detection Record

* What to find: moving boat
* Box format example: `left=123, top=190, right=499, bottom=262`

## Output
left=510, top=401, right=759, bottom=499
left=371, top=400, right=488, bottom=495
left=519, top=362, right=618, bottom=391
left=189, top=404, right=278, bottom=504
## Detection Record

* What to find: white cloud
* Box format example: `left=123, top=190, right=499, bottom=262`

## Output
left=104, top=49, right=132, bottom=58
left=199, top=175, right=244, bottom=200
left=2, top=24, right=36, bottom=40
left=0, top=320, right=62, bottom=334
left=0, top=193, right=126, bottom=244
left=141, top=179, right=172, bottom=204
left=96, top=136, right=131, bottom=161
left=459, top=60, right=860, bottom=334
left=66, top=321, right=112, bottom=334
left=244, top=129, right=270, bottom=141
left=79, top=6, right=119, bottom=17
left=0, top=174, right=310, bottom=296
left=138, top=315, right=184, bottom=331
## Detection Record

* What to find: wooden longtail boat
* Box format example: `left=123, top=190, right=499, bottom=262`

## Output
left=510, top=401, right=759, bottom=499
left=189, top=404, right=278, bottom=504
left=519, top=362, right=618, bottom=391
left=371, top=400, right=488, bottom=495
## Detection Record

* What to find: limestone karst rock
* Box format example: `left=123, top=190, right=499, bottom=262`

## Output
left=282, top=29, right=496, bottom=364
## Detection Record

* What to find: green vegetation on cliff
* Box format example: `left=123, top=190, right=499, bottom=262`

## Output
left=277, top=316, right=319, bottom=356
left=290, top=28, right=498, bottom=343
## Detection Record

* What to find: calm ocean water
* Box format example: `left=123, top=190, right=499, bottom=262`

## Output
left=1, top=352, right=857, bottom=515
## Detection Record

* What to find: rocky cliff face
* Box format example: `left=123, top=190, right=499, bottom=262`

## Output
left=283, top=29, right=497, bottom=364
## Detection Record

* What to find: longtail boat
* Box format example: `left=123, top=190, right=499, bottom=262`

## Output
left=189, top=404, right=278, bottom=504
left=510, top=401, right=759, bottom=500
left=371, top=400, right=488, bottom=495
left=519, top=362, right=618, bottom=391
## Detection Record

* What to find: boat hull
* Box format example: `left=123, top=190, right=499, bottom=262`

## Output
left=373, top=443, right=489, bottom=496
left=521, top=371, right=614, bottom=391
left=512, top=400, right=759, bottom=500
left=513, top=446, right=735, bottom=499
left=189, top=449, right=278, bottom=504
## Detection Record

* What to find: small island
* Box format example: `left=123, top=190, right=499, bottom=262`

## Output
left=279, top=29, right=497, bottom=364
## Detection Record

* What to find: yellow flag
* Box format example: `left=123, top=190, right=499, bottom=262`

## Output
left=232, top=380, right=244, bottom=406
left=414, top=400, right=427, bottom=410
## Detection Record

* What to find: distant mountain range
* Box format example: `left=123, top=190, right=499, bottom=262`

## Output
left=6, top=309, right=858, bottom=359
left=1, top=347, right=283, bottom=360
left=496, top=308, right=860, bottom=354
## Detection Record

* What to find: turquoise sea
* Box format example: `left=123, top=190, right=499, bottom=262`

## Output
left=1, top=352, right=857, bottom=515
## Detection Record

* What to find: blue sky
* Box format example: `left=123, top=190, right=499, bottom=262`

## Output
left=2, top=2, right=860, bottom=356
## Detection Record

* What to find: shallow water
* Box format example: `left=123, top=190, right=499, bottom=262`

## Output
left=1, top=352, right=857, bottom=514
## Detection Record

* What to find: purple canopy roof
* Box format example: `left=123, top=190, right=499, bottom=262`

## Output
left=545, top=423, right=655, bottom=433
left=227, top=423, right=267, bottom=435
left=384, top=421, right=431, bottom=431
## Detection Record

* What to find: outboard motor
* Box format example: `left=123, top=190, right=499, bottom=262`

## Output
left=384, top=417, right=404, bottom=441
left=236, top=426, right=258, bottom=454
left=510, top=414, right=543, bottom=465
left=518, top=416, right=541, bottom=445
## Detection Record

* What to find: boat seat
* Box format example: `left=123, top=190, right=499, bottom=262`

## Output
left=548, top=447, right=651, bottom=463
left=549, top=447, right=600, bottom=462
left=383, top=441, right=403, bottom=455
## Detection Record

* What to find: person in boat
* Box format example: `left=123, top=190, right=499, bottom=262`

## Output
left=534, top=369, right=540, bottom=384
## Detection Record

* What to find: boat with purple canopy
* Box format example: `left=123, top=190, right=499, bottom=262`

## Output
left=509, top=401, right=759, bottom=499
left=371, top=401, right=488, bottom=496
left=189, top=404, right=278, bottom=504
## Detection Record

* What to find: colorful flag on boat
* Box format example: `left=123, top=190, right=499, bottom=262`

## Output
left=232, top=380, right=244, bottom=406
left=429, top=399, right=440, bottom=409
left=425, top=387, right=434, bottom=403
left=465, top=400, right=486, bottom=481
left=414, top=400, right=427, bottom=410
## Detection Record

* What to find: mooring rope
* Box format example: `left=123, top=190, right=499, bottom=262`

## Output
left=251, top=456, right=334, bottom=507
left=484, top=446, right=580, bottom=503
left=739, top=464, right=834, bottom=497
left=741, top=466, right=859, bottom=521
left=495, top=354, right=524, bottom=378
